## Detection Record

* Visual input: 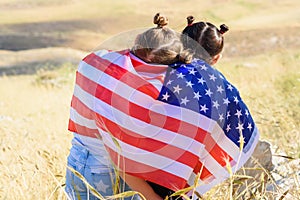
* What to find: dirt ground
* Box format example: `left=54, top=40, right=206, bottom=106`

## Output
left=225, top=26, right=300, bottom=57
left=0, top=18, right=299, bottom=76
left=1, top=19, right=299, bottom=56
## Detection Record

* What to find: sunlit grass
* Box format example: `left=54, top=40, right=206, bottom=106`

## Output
left=218, top=49, right=300, bottom=159
left=0, top=67, right=74, bottom=199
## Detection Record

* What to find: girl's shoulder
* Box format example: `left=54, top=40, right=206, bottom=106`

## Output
left=168, top=59, right=240, bottom=96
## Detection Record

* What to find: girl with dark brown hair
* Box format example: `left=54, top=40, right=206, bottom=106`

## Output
left=120, top=16, right=258, bottom=200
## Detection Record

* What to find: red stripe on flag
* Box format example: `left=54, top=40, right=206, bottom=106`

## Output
left=206, top=139, right=232, bottom=167
left=83, top=52, right=159, bottom=99
left=105, top=145, right=188, bottom=191
left=193, top=161, right=215, bottom=181
left=130, top=54, right=167, bottom=74
left=145, top=75, right=165, bottom=84
left=96, top=114, right=199, bottom=169
left=68, top=119, right=100, bottom=138
left=70, top=93, right=94, bottom=121
left=201, top=132, right=234, bottom=166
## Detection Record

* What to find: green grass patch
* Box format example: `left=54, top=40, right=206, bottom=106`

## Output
left=33, top=62, right=76, bottom=88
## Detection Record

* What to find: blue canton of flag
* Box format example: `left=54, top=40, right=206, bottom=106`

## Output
left=157, top=59, right=256, bottom=152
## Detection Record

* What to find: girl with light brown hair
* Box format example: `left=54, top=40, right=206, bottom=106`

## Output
left=65, top=13, right=191, bottom=200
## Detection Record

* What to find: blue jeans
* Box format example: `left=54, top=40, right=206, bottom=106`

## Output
left=65, top=144, right=140, bottom=200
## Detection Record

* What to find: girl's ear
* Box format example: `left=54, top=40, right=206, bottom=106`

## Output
left=210, top=54, right=222, bottom=65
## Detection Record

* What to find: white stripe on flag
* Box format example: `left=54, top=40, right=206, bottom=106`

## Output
left=70, top=107, right=97, bottom=129
left=73, top=83, right=205, bottom=156
left=101, top=130, right=193, bottom=178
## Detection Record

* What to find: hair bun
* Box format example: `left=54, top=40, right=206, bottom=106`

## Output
left=153, top=13, right=168, bottom=28
left=186, top=16, right=195, bottom=25
left=219, top=24, right=229, bottom=34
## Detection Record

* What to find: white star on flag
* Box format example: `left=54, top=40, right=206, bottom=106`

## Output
left=212, top=100, right=220, bottom=109
left=236, top=122, right=244, bottom=132
left=200, top=64, right=208, bottom=70
left=197, top=77, right=206, bottom=84
left=181, top=96, right=190, bottom=105
left=245, top=109, right=249, bottom=117
left=217, top=85, right=224, bottom=93
left=233, top=96, right=239, bottom=104
left=209, top=74, right=217, bottom=81
left=235, top=109, right=243, bottom=118
left=200, top=104, right=209, bottom=113
left=189, top=68, right=197, bottom=75
left=177, top=72, right=185, bottom=79
left=186, top=81, right=194, bottom=88
left=205, top=89, right=213, bottom=97
left=166, top=79, right=173, bottom=85
left=173, top=85, right=182, bottom=94
left=227, top=84, right=233, bottom=91
left=162, top=92, right=170, bottom=101
left=226, top=124, right=231, bottom=132
left=247, top=123, right=253, bottom=131
left=193, top=91, right=202, bottom=100
left=219, top=113, right=224, bottom=122
left=226, top=111, right=231, bottom=119
left=223, top=98, right=230, bottom=105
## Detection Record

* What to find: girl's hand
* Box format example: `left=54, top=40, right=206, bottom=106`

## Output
left=121, top=173, right=163, bottom=200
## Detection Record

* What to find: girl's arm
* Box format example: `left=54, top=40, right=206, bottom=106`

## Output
left=122, top=173, right=163, bottom=200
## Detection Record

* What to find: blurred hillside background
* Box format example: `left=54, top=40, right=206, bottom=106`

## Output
left=0, top=0, right=300, bottom=73
left=0, top=0, right=299, bottom=199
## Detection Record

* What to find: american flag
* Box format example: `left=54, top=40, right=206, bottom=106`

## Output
left=68, top=49, right=259, bottom=196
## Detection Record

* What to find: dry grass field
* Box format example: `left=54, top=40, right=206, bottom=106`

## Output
left=0, top=0, right=299, bottom=199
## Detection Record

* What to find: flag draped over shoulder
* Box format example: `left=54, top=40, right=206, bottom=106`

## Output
left=68, top=49, right=259, bottom=195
